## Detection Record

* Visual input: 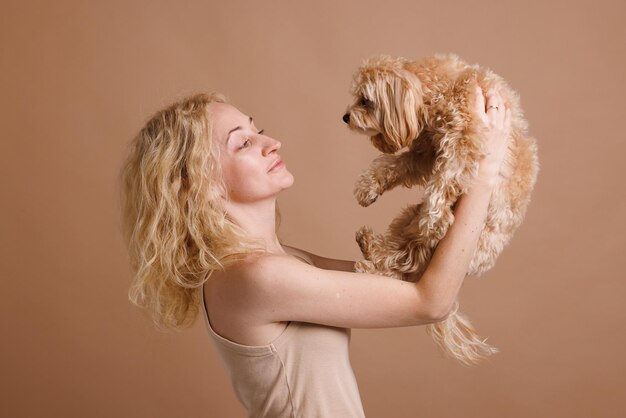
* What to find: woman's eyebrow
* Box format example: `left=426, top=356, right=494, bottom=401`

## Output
left=226, top=116, right=253, bottom=144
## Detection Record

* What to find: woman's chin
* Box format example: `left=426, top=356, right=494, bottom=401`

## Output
left=282, top=172, right=295, bottom=189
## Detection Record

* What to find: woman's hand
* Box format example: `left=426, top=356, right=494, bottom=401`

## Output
left=473, top=86, right=512, bottom=186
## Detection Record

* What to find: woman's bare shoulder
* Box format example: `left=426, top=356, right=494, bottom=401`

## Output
left=210, top=252, right=305, bottom=290
left=204, top=254, right=298, bottom=345
left=206, top=253, right=307, bottom=320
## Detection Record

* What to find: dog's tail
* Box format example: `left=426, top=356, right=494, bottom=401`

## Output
left=425, top=300, right=499, bottom=366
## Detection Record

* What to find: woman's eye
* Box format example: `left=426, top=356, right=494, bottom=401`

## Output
left=238, top=129, right=264, bottom=150
left=239, top=138, right=251, bottom=149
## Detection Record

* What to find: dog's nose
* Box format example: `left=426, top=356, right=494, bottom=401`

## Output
left=342, top=113, right=350, bottom=124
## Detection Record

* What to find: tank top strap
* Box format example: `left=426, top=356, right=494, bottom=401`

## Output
left=282, top=245, right=315, bottom=266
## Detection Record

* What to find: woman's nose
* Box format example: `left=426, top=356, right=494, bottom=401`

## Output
left=262, top=136, right=281, bottom=156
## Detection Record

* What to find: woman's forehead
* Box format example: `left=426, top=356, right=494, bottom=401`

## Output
left=207, top=103, right=249, bottom=141
left=207, top=102, right=244, bottom=123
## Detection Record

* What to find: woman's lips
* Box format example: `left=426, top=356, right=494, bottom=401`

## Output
left=268, top=159, right=284, bottom=172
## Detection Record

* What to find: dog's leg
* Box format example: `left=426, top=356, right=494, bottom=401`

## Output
left=354, top=258, right=398, bottom=278
left=355, top=225, right=381, bottom=261
left=387, top=127, right=481, bottom=276
left=354, top=149, right=434, bottom=207
left=356, top=204, right=425, bottom=275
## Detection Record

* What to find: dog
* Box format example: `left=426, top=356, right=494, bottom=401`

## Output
left=343, top=54, right=539, bottom=366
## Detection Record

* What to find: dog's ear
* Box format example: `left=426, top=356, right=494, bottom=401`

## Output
left=377, top=66, right=425, bottom=151
left=398, top=67, right=426, bottom=143
left=370, top=133, right=398, bottom=154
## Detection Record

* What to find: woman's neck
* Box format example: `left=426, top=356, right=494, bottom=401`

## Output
left=225, top=198, right=286, bottom=254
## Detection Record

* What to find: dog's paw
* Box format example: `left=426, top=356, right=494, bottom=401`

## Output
left=355, top=226, right=374, bottom=256
left=354, top=175, right=381, bottom=207
left=355, top=189, right=379, bottom=207
left=354, top=259, right=376, bottom=274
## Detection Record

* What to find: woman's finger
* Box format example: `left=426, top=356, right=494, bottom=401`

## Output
left=485, top=90, right=501, bottom=114
left=504, top=108, right=512, bottom=131
left=495, top=101, right=506, bottom=126
left=488, top=91, right=508, bottom=128
left=475, top=86, right=485, bottom=109
left=476, top=85, right=485, bottom=104
left=475, top=86, right=489, bottom=125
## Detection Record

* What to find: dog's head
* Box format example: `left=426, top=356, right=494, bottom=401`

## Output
left=343, top=56, right=426, bottom=154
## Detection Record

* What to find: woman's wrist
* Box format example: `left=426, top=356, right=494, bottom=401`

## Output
left=474, top=165, right=501, bottom=188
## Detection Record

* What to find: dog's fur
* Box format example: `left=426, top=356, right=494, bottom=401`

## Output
left=343, top=54, right=539, bottom=366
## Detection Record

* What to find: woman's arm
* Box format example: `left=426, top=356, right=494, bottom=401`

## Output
left=411, top=178, right=495, bottom=318
left=230, top=87, right=510, bottom=329
left=418, top=88, right=511, bottom=316
left=416, top=86, right=512, bottom=318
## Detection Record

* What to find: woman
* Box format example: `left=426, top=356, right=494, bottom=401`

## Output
left=120, top=87, right=511, bottom=417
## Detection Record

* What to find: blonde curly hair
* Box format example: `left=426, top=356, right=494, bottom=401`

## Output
left=120, top=92, right=273, bottom=331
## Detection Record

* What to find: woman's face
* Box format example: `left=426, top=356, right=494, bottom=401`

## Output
left=207, top=102, right=294, bottom=203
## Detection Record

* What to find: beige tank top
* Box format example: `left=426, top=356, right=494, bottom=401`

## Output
left=199, top=253, right=365, bottom=418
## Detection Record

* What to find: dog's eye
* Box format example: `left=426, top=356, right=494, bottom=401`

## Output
left=359, top=97, right=373, bottom=108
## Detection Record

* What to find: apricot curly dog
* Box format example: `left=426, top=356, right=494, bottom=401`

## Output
left=343, top=54, right=539, bottom=366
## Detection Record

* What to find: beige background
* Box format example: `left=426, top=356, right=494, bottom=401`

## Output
left=2, top=1, right=625, bottom=417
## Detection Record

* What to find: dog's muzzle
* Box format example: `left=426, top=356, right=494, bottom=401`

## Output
left=342, top=113, right=350, bottom=124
